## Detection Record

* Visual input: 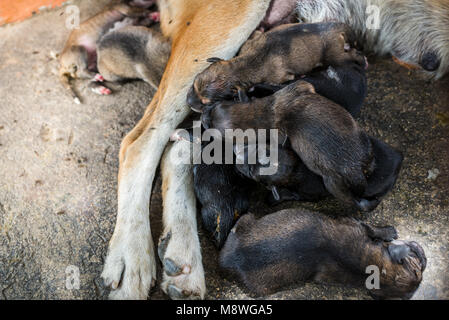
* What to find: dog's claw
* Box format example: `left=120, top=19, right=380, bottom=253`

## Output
left=158, top=231, right=171, bottom=261
left=159, top=229, right=205, bottom=300
left=167, top=285, right=201, bottom=300
left=167, top=285, right=189, bottom=299
left=163, top=258, right=183, bottom=276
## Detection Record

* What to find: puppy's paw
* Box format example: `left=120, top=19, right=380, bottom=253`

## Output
left=89, top=82, right=112, bottom=95
left=387, top=240, right=427, bottom=270
left=363, top=224, right=398, bottom=242
left=158, top=229, right=206, bottom=300
left=94, top=73, right=105, bottom=82
left=101, top=229, right=156, bottom=300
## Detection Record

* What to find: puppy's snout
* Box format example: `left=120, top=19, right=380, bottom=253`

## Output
left=187, top=85, right=203, bottom=112
left=407, top=241, right=427, bottom=271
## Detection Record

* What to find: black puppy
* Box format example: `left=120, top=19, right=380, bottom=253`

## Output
left=193, top=137, right=252, bottom=248
left=235, top=137, right=402, bottom=211
left=220, top=208, right=426, bottom=299
left=202, top=80, right=402, bottom=212
left=248, top=61, right=367, bottom=118
left=302, top=62, right=367, bottom=118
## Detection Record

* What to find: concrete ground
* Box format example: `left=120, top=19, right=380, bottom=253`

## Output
left=0, top=0, right=448, bottom=300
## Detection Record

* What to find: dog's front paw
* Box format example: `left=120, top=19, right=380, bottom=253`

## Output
left=101, top=228, right=156, bottom=300
left=158, top=230, right=206, bottom=300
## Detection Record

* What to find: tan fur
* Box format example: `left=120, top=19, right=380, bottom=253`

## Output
left=97, top=25, right=171, bottom=90
left=102, top=0, right=272, bottom=299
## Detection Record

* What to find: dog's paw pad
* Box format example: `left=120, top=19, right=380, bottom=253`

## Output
left=159, top=229, right=205, bottom=300
left=167, top=284, right=201, bottom=300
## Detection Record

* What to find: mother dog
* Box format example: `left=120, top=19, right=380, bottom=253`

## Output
left=101, top=0, right=448, bottom=299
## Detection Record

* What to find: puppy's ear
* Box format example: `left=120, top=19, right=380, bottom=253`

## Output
left=207, top=57, right=224, bottom=63
left=296, top=80, right=316, bottom=94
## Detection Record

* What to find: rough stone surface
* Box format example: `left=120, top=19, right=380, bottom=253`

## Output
left=0, top=0, right=448, bottom=300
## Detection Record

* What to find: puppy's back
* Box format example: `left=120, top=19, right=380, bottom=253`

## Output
left=219, top=210, right=323, bottom=295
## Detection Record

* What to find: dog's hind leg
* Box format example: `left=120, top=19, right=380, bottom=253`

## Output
left=158, top=139, right=205, bottom=299
left=101, top=0, right=271, bottom=300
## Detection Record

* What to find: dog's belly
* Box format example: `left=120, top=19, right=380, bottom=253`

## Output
left=263, top=0, right=298, bottom=27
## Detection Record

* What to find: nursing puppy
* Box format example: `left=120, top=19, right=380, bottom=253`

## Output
left=59, top=2, right=155, bottom=102
left=249, top=61, right=367, bottom=118
left=296, top=0, right=449, bottom=79
left=175, top=125, right=251, bottom=248
left=302, top=62, right=367, bottom=118
left=97, top=25, right=171, bottom=90
left=193, top=161, right=251, bottom=248
left=202, top=80, right=396, bottom=212
left=235, top=136, right=402, bottom=210
left=187, top=22, right=367, bottom=108
left=220, top=209, right=426, bottom=299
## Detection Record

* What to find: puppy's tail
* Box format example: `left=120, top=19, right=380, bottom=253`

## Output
left=355, top=137, right=403, bottom=212
left=365, top=138, right=403, bottom=197
left=60, top=72, right=81, bottom=104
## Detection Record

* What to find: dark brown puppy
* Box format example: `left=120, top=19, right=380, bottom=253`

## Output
left=248, top=61, right=368, bottom=118
left=187, top=22, right=366, bottom=109
left=220, top=209, right=426, bottom=299
left=193, top=160, right=251, bottom=249
left=97, top=25, right=171, bottom=90
left=235, top=136, right=403, bottom=211
left=202, top=80, right=376, bottom=211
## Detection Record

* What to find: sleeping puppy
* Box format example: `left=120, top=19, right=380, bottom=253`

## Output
left=201, top=80, right=400, bottom=212
left=296, top=0, right=449, bottom=79
left=248, top=60, right=367, bottom=118
left=302, top=62, right=367, bottom=118
left=59, top=2, right=155, bottom=102
left=97, top=25, right=171, bottom=90
left=175, top=123, right=252, bottom=249
left=193, top=159, right=251, bottom=248
left=187, top=22, right=367, bottom=110
left=220, top=208, right=426, bottom=299
left=235, top=137, right=402, bottom=211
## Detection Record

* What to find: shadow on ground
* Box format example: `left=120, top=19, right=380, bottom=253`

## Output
left=0, top=0, right=448, bottom=300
